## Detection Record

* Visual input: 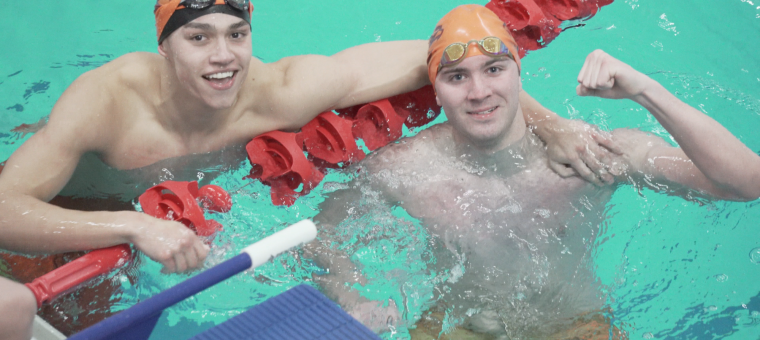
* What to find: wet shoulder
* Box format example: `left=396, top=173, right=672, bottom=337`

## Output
left=108, top=53, right=163, bottom=90
left=69, top=52, right=161, bottom=104
left=364, top=124, right=453, bottom=173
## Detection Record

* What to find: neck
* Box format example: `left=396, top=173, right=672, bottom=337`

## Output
left=451, top=106, right=531, bottom=173
left=157, top=60, right=234, bottom=137
left=454, top=128, right=532, bottom=174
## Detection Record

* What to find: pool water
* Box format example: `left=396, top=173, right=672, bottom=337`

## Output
left=1, top=0, right=759, bottom=339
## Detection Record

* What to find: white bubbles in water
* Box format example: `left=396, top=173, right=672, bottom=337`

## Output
left=643, top=332, right=654, bottom=339
left=715, top=274, right=728, bottom=282
left=749, top=248, right=760, bottom=264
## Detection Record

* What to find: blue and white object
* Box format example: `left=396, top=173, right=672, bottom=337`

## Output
left=69, top=220, right=319, bottom=340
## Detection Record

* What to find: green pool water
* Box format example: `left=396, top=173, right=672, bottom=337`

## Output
left=1, top=0, right=759, bottom=339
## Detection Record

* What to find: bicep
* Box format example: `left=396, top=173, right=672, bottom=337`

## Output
left=643, top=146, right=743, bottom=200
left=612, top=129, right=737, bottom=199
left=0, top=128, right=84, bottom=201
left=269, top=55, right=358, bottom=129
left=0, top=74, right=111, bottom=201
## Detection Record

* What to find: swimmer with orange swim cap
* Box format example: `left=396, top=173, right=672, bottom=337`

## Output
left=0, top=1, right=621, bottom=335
left=310, top=4, right=760, bottom=338
left=427, top=4, right=521, bottom=86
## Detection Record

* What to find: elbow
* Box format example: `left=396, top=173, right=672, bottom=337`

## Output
left=716, top=184, right=760, bottom=202
left=736, top=188, right=760, bottom=202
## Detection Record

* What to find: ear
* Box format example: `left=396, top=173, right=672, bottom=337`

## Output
left=158, top=42, right=169, bottom=59
left=435, top=94, right=441, bottom=107
left=518, top=74, right=522, bottom=92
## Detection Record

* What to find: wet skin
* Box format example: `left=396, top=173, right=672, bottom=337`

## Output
left=314, top=52, right=760, bottom=337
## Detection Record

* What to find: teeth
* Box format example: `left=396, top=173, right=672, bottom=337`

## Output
left=205, top=71, right=234, bottom=79
left=471, top=107, right=496, bottom=115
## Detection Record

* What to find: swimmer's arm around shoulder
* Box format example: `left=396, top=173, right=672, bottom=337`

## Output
left=0, top=72, right=207, bottom=272
left=521, top=90, right=618, bottom=186
left=265, top=40, right=429, bottom=130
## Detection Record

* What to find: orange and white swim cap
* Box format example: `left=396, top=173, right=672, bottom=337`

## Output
left=427, top=5, right=521, bottom=85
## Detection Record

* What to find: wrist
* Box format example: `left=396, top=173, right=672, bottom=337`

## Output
left=112, top=211, right=148, bottom=244
left=630, top=77, right=663, bottom=106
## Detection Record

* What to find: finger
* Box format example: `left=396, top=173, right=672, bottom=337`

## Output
left=191, top=241, right=210, bottom=270
left=576, top=84, right=596, bottom=97
left=589, top=56, right=603, bottom=90
left=173, top=251, right=188, bottom=273
left=161, top=258, right=177, bottom=274
left=577, top=54, right=591, bottom=84
left=184, top=245, right=199, bottom=271
left=595, top=60, right=616, bottom=90
left=582, top=135, right=618, bottom=184
left=593, top=133, right=625, bottom=155
left=579, top=148, right=613, bottom=184
left=548, top=160, right=576, bottom=178
left=582, top=51, right=600, bottom=88
left=570, top=158, right=604, bottom=186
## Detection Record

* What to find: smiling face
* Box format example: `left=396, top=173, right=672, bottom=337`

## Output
left=159, top=14, right=252, bottom=110
left=435, top=54, right=524, bottom=152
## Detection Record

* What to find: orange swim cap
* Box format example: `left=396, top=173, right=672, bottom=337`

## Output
left=155, top=0, right=254, bottom=44
left=427, top=5, right=521, bottom=85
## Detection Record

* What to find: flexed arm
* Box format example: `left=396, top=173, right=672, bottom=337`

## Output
left=577, top=50, right=760, bottom=200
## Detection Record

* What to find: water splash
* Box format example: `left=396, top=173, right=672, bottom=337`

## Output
left=749, top=247, right=760, bottom=264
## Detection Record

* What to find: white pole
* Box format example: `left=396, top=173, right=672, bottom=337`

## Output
left=241, top=220, right=317, bottom=269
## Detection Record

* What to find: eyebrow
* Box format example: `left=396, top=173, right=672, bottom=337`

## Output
left=440, top=67, right=467, bottom=76
left=183, top=20, right=249, bottom=32
left=484, top=58, right=510, bottom=67
left=228, top=20, right=249, bottom=31
left=440, top=58, right=511, bottom=76
left=183, top=22, right=214, bottom=31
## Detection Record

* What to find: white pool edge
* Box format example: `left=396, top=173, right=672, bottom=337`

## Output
left=31, top=315, right=66, bottom=340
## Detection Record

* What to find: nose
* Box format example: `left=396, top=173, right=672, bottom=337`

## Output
left=209, top=38, right=235, bottom=67
left=466, top=74, right=492, bottom=102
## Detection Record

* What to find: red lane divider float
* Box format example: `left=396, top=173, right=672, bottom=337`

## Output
left=247, top=85, right=442, bottom=206
left=245, top=0, right=614, bottom=206
left=24, top=244, right=132, bottom=308
left=139, top=181, right=231, bottom=237
left=486, top=0, right=614, bottom=57
left=352, top=99, right=407, bottom=151
left=25, top=181, right=233, bottom=308
left=487, top=0, right=561, bottom=56
left=245, top=131, right=325, bottom=206
left=300, top=111, right=365, bottom=165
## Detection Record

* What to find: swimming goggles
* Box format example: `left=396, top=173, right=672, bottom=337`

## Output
left=438, top=36, right=514, bottom=72
left=179, top=0, right=250, bottom=12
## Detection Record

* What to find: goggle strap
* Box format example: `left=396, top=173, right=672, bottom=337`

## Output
left=159, top=3, right=251, bottom=44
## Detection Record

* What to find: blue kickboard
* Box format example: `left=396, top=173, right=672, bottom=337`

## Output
left=191, top=284, right=381, bottom=340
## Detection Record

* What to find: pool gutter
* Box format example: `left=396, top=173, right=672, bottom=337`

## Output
left=31, top=316, right=66, bottom=340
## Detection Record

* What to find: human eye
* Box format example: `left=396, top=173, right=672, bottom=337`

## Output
left=487, top=66, right=503, bottom=74
left=448, top=73, right=465, bottom=82
left=231, top=31, right=247, bottom=39
left=189, top=34, right=205, bottom=42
